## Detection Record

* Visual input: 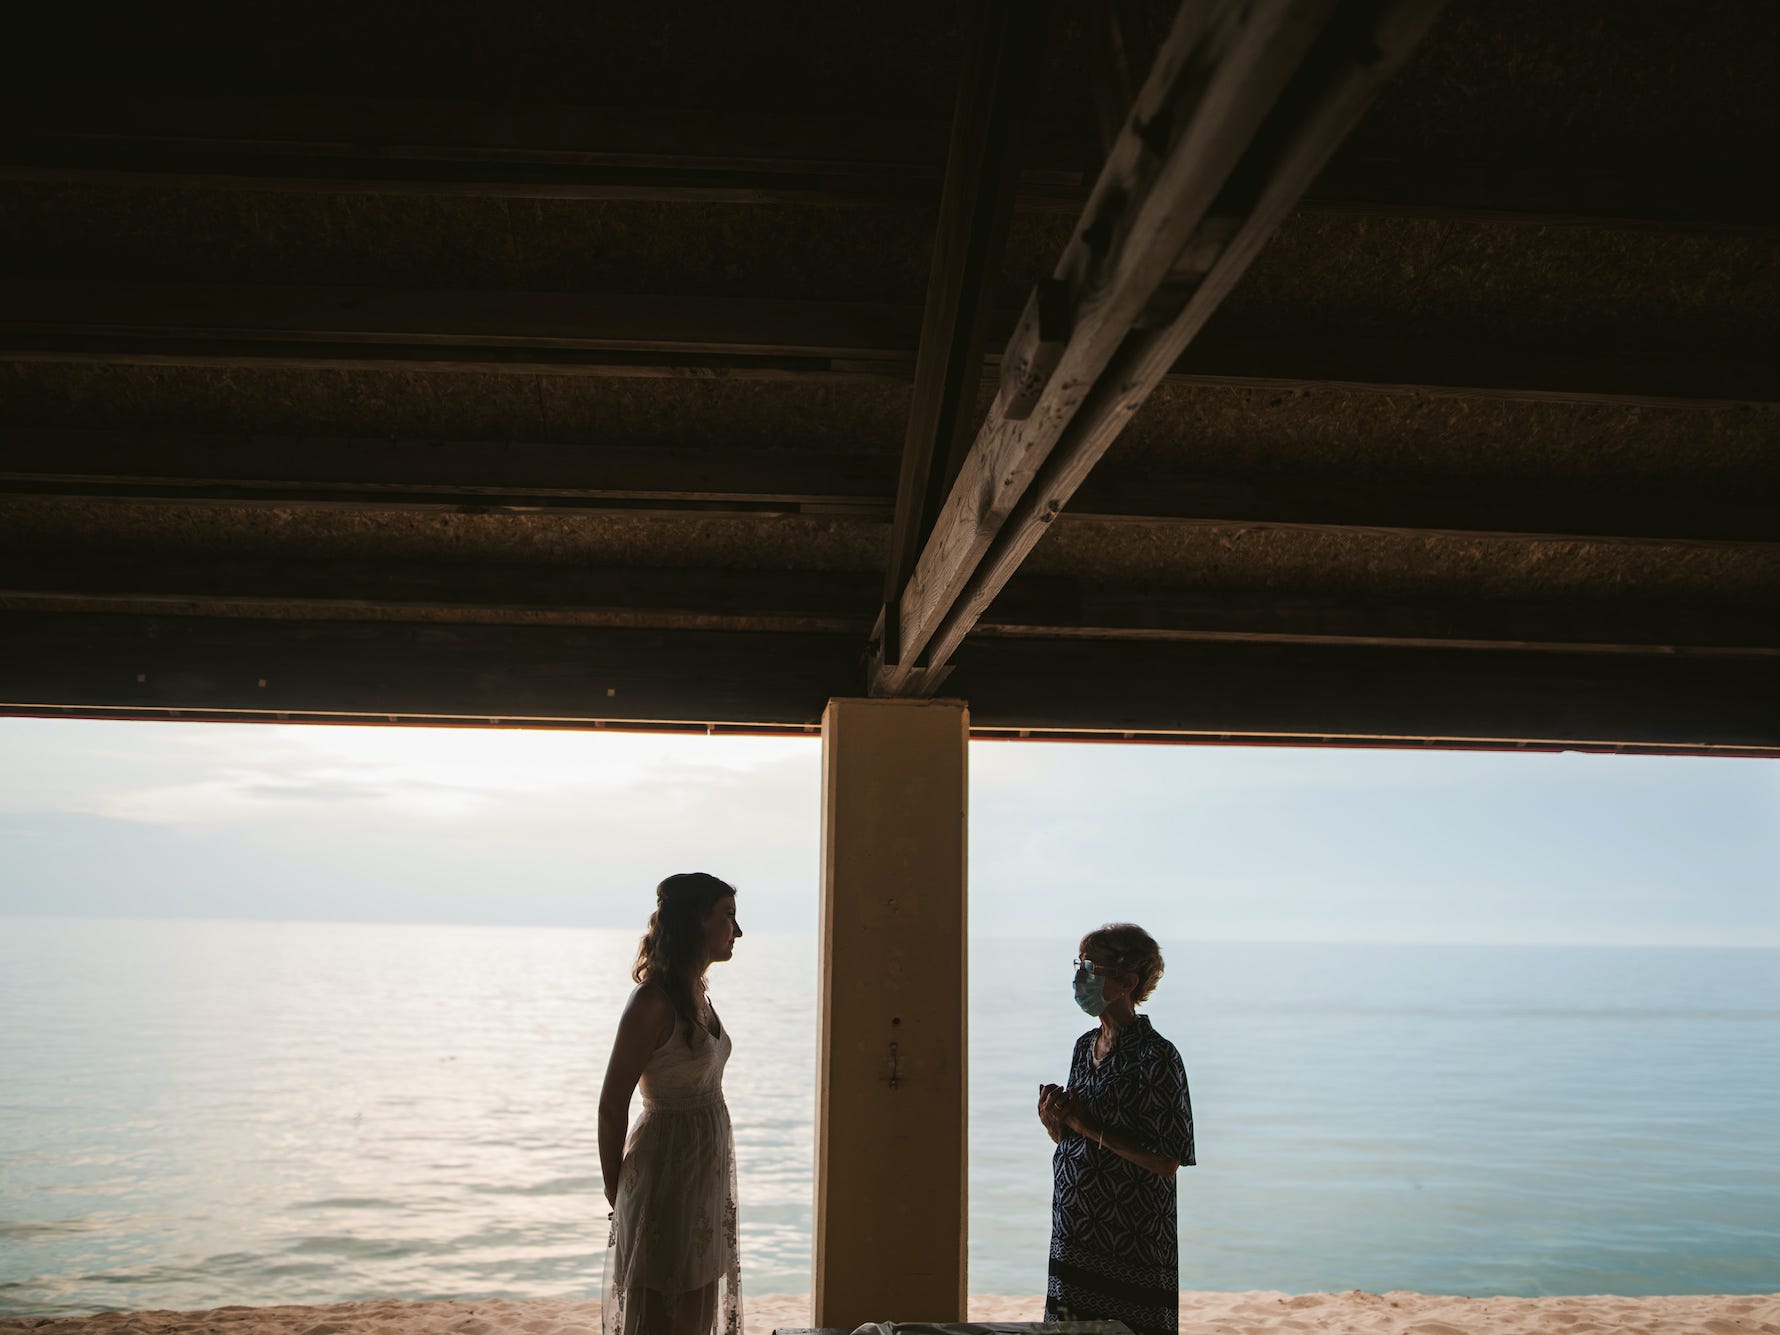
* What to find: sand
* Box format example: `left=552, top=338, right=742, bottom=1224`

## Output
left=4, top=1291, right=1778, bottom=1335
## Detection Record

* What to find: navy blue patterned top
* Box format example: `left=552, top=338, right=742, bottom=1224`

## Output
left=1045, top=1015, right=1194, bottom=1335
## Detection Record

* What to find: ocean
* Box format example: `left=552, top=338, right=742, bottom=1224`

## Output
left=2, top=918, right=1777, bottom=1317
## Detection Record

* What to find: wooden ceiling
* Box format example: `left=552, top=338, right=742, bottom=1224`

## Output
left=1, top=1, right=1776, bottom=752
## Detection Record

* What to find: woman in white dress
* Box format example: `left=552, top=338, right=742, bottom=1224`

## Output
left=599, top=872, right=744, bottom=1335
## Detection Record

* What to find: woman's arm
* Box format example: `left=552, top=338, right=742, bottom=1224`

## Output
left=1037, top=1083, right=1068, bottom=1143
left=598, top=984, right=676, bottom=1208
left=1056, top=1089, right=1179, bottom=1178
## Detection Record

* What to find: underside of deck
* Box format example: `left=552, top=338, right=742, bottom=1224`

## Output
left=2, top=0, right=1775, bottom=750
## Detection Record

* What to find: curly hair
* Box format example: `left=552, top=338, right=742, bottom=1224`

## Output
left=1079, top=922, right=1165, bottom=1004
left=632, top=872, right=737, bottom=1046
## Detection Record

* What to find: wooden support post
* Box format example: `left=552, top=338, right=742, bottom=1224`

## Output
left=815, top=698, right=969, bottom=1326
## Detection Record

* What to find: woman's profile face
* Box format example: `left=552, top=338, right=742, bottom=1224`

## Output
left=703, top=894, right=742, bottom=963
left=1080, top=947, right=1137, bottom=1005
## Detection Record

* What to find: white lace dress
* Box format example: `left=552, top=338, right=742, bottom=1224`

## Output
left=603, top=1012, right=741, bottom=1335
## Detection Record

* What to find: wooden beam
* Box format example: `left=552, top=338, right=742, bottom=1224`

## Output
left=3, top=280, right=1773, bottom=407
left=0, top=557, right=881, bottom=634
left=1063, top=473, right=1780, bottom=548
left=4, top=611, right=1774, bottom=750
left=883, top=0, right=1345, bottom=686
left=888, top=0, right=1449, bottom=690
left=0, top=280, right=921, bottom=380
left=0, top=96, right=1090, bottom=212
left=0, top=612, right=858, bottom=727
left=7, top=555, right=1773, bottom=660
left=0, top=430, right=897, bottom=517
left=4, top=434, right=1773, bottom=550
left=0, top=343, right=893, bottom=382
left=0, top=280, right=920, bottom=361
left=1306, top=152, right=1780, bottom=235
left=881, top=0, right=1049, bottom=672
left=951, top=636, right=1780, bottom=750
left=10, top=96, right=1775, bottom=233
left=1169, top=327, right=1780, bottom=410
left=979, top=581, right=1780, bottom=658
left=0, top=97, right=953, bottom=204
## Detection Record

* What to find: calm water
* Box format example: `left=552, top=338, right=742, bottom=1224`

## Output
left=2, top=919, right=1777, bottom=1317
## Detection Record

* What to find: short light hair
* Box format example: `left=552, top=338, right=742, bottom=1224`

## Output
left=1079, top=922, right=1165, bottom=1004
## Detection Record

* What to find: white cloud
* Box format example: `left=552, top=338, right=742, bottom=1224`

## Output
left=4, top=719, right=819, bottom=829
left=1, top=719, right=1774, bottom=945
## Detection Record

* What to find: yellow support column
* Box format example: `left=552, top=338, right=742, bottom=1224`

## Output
left=814, top=697, right=969, bottom=1327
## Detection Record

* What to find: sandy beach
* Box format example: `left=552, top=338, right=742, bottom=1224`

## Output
left=4, top=1291, right=1777, bottom=1335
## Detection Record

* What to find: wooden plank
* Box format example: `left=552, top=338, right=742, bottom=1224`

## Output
left=0, top=430, right=898, bottom=517
left=897, top=0, right=1449, bottom=684
left=13, top=554, right=1770, bottom=659
left=0, top=558, right=882, bottom=634
left=1306, top=152, right=1780, bottom=235
left=0, top=280, right=920, bottom=359
left=0, top=97, right=950, bottom=200
left=979, top=580, right=1780, bottom=658
left=11, top=96, right=1774, bottom=233
left=0, top=279, right=918, bottom=380
left=1, top=96, right=1089, bottom=210
left=6, top=429, right=1766, bottom=549
left=15, top=96, right=948, bottom=170
left=951, top=636, right=1780, bottom=750
left=883, top=0, right=1050, bottom=657
left=1170, top=326, right=1780, bottom=410
left=0, top=612, right=859, bottom=728
left=8, top=329, right=1772, bottom=405
left=996, top=280, right=1070, bottom=420
left=3, top=611, right=1774, bottom=750
left=1063, top=473, right=1780, bottom=548
left=0, top=342, right=901, bottom=382
left=4, top=281, right=1772, bottom=407
left=0, top=150, right=928, bottom=207
left=886, top=0, right=1343, bottom=686
left=0, top=280, right=920, bottom=380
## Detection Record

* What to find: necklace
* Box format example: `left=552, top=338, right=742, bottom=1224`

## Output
left=692, top=980, right=717, bottom=1034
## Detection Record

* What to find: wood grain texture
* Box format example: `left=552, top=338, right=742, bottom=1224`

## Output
left=894, top=0, right=1338, bottom=680
left=903, top=0, right=1451, bottom=679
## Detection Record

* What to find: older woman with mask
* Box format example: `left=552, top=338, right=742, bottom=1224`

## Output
left=1037, top=923, right=1195, bottom=1335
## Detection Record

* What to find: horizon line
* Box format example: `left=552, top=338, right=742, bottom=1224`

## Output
left=4, top=910, right=1777, bottom=950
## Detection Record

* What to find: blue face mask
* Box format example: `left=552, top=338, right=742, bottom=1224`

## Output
left=1072, top=963, right=1107, bottom=1017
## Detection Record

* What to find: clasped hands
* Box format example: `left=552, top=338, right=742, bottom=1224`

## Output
left=1037, top=1082, right=1101, bottom=1141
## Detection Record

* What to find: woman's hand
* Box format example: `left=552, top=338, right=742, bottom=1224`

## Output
left=1053, top=1087, right=1100, bottom=1141
left=1052, top=1088, right=1178, bottom=1178
left=1041, top=1084, right=1101, bottom=1143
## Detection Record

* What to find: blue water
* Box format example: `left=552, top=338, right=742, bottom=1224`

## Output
left=1, top=919, right=1777, bottom=1317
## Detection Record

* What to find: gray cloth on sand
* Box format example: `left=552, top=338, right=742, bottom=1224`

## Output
left=852, top=1322, right=1132, bottom=1335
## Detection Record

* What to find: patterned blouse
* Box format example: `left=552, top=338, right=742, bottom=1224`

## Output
left=1045, top=1014, right=1195, bottom=1335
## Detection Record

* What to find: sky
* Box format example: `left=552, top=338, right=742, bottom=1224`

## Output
left=1, top=716, right=1776, bottom=946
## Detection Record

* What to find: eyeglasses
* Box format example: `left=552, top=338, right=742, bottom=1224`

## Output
left=1073, top=957, right=1111, bottom=978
